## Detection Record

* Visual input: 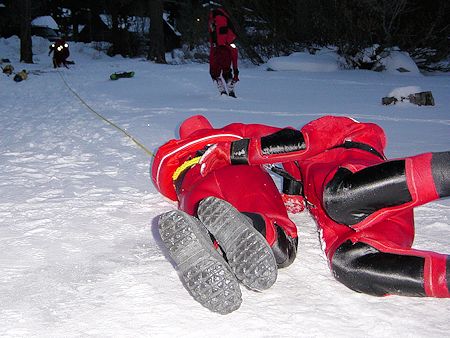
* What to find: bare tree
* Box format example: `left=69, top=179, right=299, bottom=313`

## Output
left=147, top=0, right=166, bottom=63
left=377, top=0, right=410, bottom=45
left=19, top=0, right=33, bottom=63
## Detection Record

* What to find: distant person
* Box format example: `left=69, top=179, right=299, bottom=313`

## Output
left=208, top=7, right=239, bottom=97
left=49, top=39, right=70, bottom=68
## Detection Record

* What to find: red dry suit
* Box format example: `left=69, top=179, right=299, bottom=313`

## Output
left=208, top=8, right=239, bottom=82
left=151, top=115, right=298, bottom=267
left=200, top=115, right=450, bottom=297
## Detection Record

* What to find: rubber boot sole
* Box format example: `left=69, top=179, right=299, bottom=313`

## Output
left=158, top=210, right=242, bottom=314
left=197, top=197, right=278, bottom=291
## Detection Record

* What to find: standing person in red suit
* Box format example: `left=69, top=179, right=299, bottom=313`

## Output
left=208, top=6, right=239, bottom=97
left=200, top=115, right=450, bottom=299
left=152, top=115, right=298, bottom=314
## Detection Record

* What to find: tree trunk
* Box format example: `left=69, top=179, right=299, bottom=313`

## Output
left=71, top=7, right=80, bottom=41
left=147, top=0, right=166, bottom=63
left=19, top=0, right=33, bottom=63
left=111, top=10, right=121, bottom=55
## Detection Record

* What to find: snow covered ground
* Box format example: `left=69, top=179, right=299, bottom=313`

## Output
left=1, top=36, right=450, bottom=337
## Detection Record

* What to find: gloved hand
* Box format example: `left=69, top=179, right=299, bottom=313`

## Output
left=232, top=68, right=239, bottom=82
left=199, top=142, right=232, bottom=177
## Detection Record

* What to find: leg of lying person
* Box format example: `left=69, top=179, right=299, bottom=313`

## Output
left=321, top=151, right=450, bottom=297
left=331, top=212, right=450, bottom=298
left=323, top=151, right=450, bottom=229
left=174, top=164, right=298, bottom=292
left=159, top=167, right=275, bottom=313
left=179, top=164, right=299, bottom=269
left=158, top=209, right=242, bottom=314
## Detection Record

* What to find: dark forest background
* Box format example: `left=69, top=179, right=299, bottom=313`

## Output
left=1, top=0, right=448, bottom=71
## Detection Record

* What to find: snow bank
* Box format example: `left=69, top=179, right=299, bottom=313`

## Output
left=266, top=47, right=421, bottom=76
left=379, top=50, right=421, bottom=75
left=31, top=16, right=59, bottom=30
left=266, top=51, right=339, bottom=72
left=0, top=36, right=20, bottom=60
left=32, top=36, right=55, bottom=55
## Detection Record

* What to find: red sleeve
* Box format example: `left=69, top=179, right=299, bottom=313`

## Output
left=234, top=116, right=386, bottom=165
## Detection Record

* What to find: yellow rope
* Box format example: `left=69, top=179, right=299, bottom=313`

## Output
left=172, top=156, right=201, bottom=181
left=57, top=70, right=154, bottom=158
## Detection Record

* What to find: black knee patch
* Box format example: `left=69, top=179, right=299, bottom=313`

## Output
left=432, top=151, right=450, bottom=198
left=271, top=225, right=298, bottom=268
left=242, top=213, right=297, bottom=268
left=324, top=161, right=412, bottom=226
left=332, top=241, right=426, bottom=296
left=242, top=212, right=266, bottom=237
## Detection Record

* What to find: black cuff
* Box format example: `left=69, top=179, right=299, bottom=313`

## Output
left=261, top=129, right=305, bottom=155
left=230, top=138, right=249, bottom=164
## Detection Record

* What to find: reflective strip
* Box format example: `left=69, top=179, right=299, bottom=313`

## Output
left=172, top=156, right=201, bottom=181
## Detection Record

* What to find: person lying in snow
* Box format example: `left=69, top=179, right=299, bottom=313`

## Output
left=152, top=115, right=298, bottom=314
left=199, top=114, right=450, bottom=299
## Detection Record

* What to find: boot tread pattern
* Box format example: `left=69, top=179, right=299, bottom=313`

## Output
left=198, top=197, right=278, bottom=291
left=159, top=210, right=242, bottom=314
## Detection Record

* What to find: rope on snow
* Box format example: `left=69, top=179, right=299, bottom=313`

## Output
left=57, top=69, right=154, bottom=158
